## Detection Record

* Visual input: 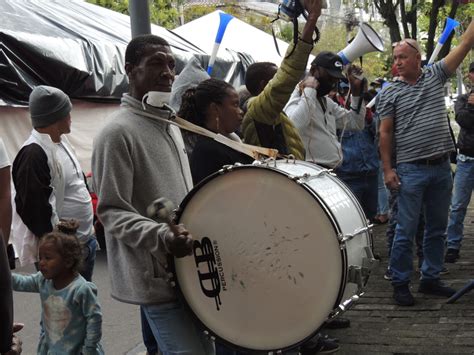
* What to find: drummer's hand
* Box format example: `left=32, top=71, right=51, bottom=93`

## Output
left=298, top=76, right=318, bottom=94
left=384, top=169, right=400, bottom=191
left=166, top=224, right=193, bottom=258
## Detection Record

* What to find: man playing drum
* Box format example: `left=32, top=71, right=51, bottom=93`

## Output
left=92, top=35, right=213, bottom=354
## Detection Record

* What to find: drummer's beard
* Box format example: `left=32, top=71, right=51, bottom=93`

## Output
left=317, top=81, right=337, bottom=97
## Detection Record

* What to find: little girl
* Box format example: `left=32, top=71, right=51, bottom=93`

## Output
left=12, top=219, right=104, bottom=354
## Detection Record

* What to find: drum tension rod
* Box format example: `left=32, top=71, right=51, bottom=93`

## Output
left=291, top=169, right=335, bottom=184
left=339, top=226, right=371, bottom=243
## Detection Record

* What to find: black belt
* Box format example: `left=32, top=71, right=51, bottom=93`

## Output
left=409, top=154, right=449, bottom=166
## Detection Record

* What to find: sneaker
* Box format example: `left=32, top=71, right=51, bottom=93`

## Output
left=440, top=266, right=449, bottom=275
left=300, top=338, right=339, bottom=354
left=393, top=284, right=415, bottom=306
left=445, top=248, right=460, bottom=263
left=324, top=317, right=350, bottom=329
left=418, top=279, right=456, bottom=297
left=384, top=268, right=392, bottom=281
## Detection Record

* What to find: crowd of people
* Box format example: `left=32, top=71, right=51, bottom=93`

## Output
left=1, top=0, right=474, bottom=353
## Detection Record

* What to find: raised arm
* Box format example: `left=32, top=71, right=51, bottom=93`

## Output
left=444, top=19, right=474, bottom=75
left=245, top=0, right=322, bottom=126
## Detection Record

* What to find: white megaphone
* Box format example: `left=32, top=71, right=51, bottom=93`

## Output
left=337, top=23, right=385, bottom=65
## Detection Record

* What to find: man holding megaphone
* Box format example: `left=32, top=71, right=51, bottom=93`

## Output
left=284, top=52, right=366, bottom=169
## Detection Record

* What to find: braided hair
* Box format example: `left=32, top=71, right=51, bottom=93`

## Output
left=178, top=78, right=234, bottom=128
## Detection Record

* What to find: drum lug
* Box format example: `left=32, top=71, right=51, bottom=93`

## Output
left=203, top=330, right=215, bottom=341
left=337, top=233, right=347, bottom=250
left=347, top=265, right=363, bottom=287
left=347, top=247, right=379, bottom=289
left=285, top=154, right=296, bottom=164
left=222, top=164, right=234, bottom=172
left=260, top=157, right=277, bottom=167
left=362, top=246, right=380, bottom=283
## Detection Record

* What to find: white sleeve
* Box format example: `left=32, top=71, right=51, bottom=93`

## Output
left=330, top=96, right=366, bottom=130
left=284, top=86, right=318, bottom=131
left=0, top=138, right=10, bottom=169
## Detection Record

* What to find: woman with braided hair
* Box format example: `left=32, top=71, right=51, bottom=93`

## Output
left=179, top=78, right=253, bottom=184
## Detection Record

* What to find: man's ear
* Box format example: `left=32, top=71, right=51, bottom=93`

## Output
left=125, top=62, right=134, bottom=76
left=311, top=67, right=320, bottom=78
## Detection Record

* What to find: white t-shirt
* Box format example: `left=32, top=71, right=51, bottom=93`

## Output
left=56, top=142, right=93, bottom=242
left=0, top=138, right=10, bottom=169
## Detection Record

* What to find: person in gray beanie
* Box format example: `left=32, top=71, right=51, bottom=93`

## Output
left=11, top=85, right=97, bottom=281
left=29, top=85, right=72, bottom=129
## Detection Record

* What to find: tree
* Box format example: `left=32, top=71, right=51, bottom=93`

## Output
left=374, top=0, right=402, bottom=43
left=87, top=0, right=179, bottom=28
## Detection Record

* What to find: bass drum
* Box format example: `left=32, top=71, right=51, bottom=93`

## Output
left=173, top=160, right=375, bottom=353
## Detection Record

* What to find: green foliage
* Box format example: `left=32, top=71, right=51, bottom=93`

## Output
left=87, top=0, right=473, bottom=83
left=149, top=0, right=178, bottom=28
left=87, top=0, right=179, bottom=28
left=87, top=0, right=129, bottom=14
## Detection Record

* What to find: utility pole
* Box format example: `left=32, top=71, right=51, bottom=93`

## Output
left=129, top=0, right=151, bottom=38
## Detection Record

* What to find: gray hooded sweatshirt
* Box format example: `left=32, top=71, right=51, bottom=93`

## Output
left=92, top=94, right=192, bottom=305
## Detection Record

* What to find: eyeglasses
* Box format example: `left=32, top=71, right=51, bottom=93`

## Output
left=392, top=40, right=420, bottom=53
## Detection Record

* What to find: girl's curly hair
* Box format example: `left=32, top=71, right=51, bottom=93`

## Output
left=39, top=219, right=83, bottom=273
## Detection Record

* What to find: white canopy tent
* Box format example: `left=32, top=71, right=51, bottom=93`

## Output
left=173, top=10, right=291, bottom=66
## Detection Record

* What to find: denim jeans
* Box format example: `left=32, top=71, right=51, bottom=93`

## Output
left=446, top=157, right=474, bottom=250
left=390, top=160, right=452, bottom=285
left=142, top=301, right=214, bottom=355
left=377, top=164, right=389, bottom=215
left=141, top=307, right=159, bottom=354
left=337, top=172, right=378, bottom=221
left=81, top=236, right=97, bottom=282
left=386, top=189, right=424, bottom=259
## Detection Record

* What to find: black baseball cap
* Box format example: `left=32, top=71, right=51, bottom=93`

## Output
left=469, top=62, right=474, bottom=72
left=311, top=51, right=346, bottom=79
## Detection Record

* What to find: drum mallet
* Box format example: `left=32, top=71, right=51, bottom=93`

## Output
left=146, top=197, right=180, bottom=236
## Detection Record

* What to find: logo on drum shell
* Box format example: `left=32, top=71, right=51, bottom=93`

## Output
left=193, top=237, right=222, bottom=310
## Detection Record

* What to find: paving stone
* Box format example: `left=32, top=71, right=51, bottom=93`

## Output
left=324, top=202, right=474, bottom=353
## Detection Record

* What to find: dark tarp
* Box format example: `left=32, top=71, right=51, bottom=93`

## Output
left=0, top=0, right=253, bottom=106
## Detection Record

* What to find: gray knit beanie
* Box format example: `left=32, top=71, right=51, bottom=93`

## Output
left=29, top=86, right=72, bottom=128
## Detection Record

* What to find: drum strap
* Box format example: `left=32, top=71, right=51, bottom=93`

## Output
left=128, top=106, right=279, bottom=160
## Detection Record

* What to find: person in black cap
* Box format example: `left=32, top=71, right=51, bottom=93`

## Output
left=445, top=61, right=474, bottom=264
left=284, top=51, right=366, bottom=169
left=11, top=85, right=97, bottom=281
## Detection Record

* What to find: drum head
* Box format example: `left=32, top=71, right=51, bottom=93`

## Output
left=175, top=167, right=344, bottom=352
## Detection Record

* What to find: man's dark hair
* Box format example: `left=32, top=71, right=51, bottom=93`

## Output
left=125, top=34, right=170, bottom=66
left=245, top=62, right=277, bottom=96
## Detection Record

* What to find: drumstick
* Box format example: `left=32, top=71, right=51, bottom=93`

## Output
left=147, top=197, right=180, bottom=236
